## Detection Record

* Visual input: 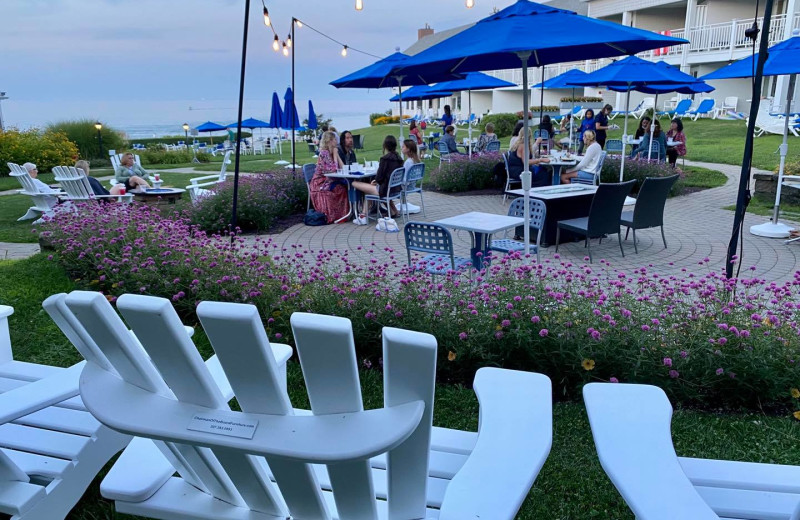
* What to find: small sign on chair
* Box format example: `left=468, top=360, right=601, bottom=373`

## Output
left=188, top=412, right=259, bottom=439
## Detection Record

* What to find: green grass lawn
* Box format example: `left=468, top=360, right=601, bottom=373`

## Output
left=677, top=165, right=728, bottom=191
left=2, top=255, right=800, bottom=519
left=724, top=197, right=800, bottom=222
left=0, top=196, right=45, bottom=243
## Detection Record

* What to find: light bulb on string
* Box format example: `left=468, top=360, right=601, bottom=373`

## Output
left=263, top=7, right=271, bottom=26
left=295, top=19, right=302, bottom=28
left=465, top=0, right=474, bottom=7
left=355, top=0, right=363, bottom=10
left=272, top=35, right=279, bottom=51
left=341, top=45, right=348, bottom=57
left=282, top=41, right=289, bottom=56
left=287, top=34, right=292, bottom=47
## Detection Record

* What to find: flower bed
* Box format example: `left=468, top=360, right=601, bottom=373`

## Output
left=39, top=204, right=800, bottom=412
left=428, top=152, right=502, bottom=192
left=183, top=172, right=306, bottom=233
left=600, top=157, right=684, bottom=194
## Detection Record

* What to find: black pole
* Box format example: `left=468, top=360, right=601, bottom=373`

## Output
left=230, top=0, right=250, bottom=236
left=291, top=18, right=296, bottom=178
left=725, top=0, right=774, bottom=279
left=97, top=130, right=103, bottom=159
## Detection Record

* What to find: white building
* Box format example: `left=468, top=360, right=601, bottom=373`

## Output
left=395, top=0, right=800, bottom=120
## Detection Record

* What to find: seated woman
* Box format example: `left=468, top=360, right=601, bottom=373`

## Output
left=631, top=119, right=667, bottom=161
left=402, top=138, right=421, bottom=171
left=409, top=120, right=425, bottom=152
left=538, top=115, right=556, bottom=152
left=475, top=123, right=499, bottom=153
left=353, top=135, right=405, bottom=217
left=337, top=131, right=358, bottom=166
left=309, top=131, right=348, bottom=224
left=114, top=153, right=151, bottom=192
left=634, top=116, right=652, bottom=140
left=75, top=160, right=126, bottom=196
left=508, top=121, right=524, bottom=152
left=441, top=125, right=462, bottom=154
left=561, top=130, right=602, bottom=184
left=507, top=132, right=551, bottom=187
left=22, top=163, right=59, bottom=208
left=665, top=118, right=687, bottom=168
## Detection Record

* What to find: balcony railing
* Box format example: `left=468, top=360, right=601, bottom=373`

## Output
left=486, top=12, right=800, bottom=86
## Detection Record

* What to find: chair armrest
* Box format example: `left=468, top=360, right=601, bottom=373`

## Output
left=0, top=362, right=84, bottom=424
left=189, top=174, right=221, bottom=185
left=81, top=362, right=423, bottom=463
left=186, top=180, right=223, bottom=191
left=439, top=368, right=552, bottom=520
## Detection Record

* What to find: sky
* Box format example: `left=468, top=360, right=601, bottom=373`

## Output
left=2, top=0, right=518, bottom=133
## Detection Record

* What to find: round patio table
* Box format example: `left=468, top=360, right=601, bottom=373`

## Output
left=133, top=187, right=186, bottom=206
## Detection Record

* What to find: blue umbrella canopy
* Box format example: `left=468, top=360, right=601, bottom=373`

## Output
left=281, top=87, right=301, bottom=129
left=195, top=121, right=227, bottom=132
left=225, top=117, right=270, bottom=129
left=533, top=69, right=589, bottom=89
left=701, top=34, right=800, bottom=79
left=307, top=100, right=318, bottom=130
left=396, top=1, right=686, bottom=74
left=330, top=52, right=464, bottom=89
left=389, top=84, right=452, bottom=101
left=607, top=81, right=714, bottom=94
left=269, top=91, right=283, bottom=129
left=426, top=71, right=516, bottom=93
left=567, top=56, right=698, bottom=88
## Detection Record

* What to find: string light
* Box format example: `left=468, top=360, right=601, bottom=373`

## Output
left=286, top=33, right=292, bottom=47
left=355, top=0, right=363, bottom=10
left=341, top=45, right=348, bottom=57
left=282, top=41, right=289, bottom=56
left=465, top=0, right=475, bottom=7
left=272, top=34, right=280, bottom=51
left=263, top=6, right=271, bottom=25
left=295, top=19, right=302, bottom=28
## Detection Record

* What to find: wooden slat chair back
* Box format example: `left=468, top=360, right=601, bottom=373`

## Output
left=53, top=166, right=94, bottom=200
left=70, top=291, right=447, bottom=519
left=7, top=162, right=57, bottom=221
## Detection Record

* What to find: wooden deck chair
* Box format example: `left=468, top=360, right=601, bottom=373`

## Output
left=0, top=298, right=130, bottom=519
left=53, top=166, right=132, bottom=204
left=7, top=162, right=59, bottom=221
left=585, top=382, right=800, bottom=520
left=186, top=150, right=233, bottom=202
left=72, top=291, right=552, bottom=520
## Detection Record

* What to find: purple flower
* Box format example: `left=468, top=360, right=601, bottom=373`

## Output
left=609, top=377, right=619, bottom=383
left=663, top=357, right=673, bottom=367
left=459, top=332, right=468, bottom=340
left=539, top=329, right=549, bottom=337
left=669, top=370, right=680, bottom=379
left=715, top=368, right=724, bottom=375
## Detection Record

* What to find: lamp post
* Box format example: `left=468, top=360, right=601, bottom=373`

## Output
left=0, top=92, right=8, bottom=131
left=183, top=123, right=200, bottom=163
left=94, top=122, right=103, bottom=158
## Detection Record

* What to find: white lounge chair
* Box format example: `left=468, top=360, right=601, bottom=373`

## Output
left=53, top=166, right=132, bottom=204
left=631, top=97, right=655, bottom=119
left=186, top=150, right=233, bottom=202
left=0, top=299, right=130, bottom=519
left=71, top=291, right=553, bottom=520
left=751, top=105, right=800, bottom=137
left=584, top=382, right=800, bottom=520
left=7, top=162, right=60, bottom=221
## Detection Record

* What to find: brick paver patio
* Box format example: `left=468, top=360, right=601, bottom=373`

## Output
left=261, top=161, right=800, bottom=283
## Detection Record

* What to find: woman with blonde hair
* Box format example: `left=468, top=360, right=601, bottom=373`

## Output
left=506, top=131, right=551, bottom=187
left=562, top=130, right=602, bottom=184
left=114, top=153, right=151, bottom=192
left=309, top=131, right=348, bottom=223
left=75, top=159, right=124, bottom=196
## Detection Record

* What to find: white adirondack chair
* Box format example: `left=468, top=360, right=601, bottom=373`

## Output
left=584, top=382, right=800, bottom=520
left=632, top=97, right=655, bottom=119
left=53, top=166, right=132, bottom=203
left=69, top=290, right=553, bottom=520
left=0, top=299, right=130, bottom=519
left=7, top=162, right=60, bottom=221
left=751, top=106, right=800, bottom=138
left=186, top=150, right=233, bottom=202
left=109, top=153, right=145, bottom=189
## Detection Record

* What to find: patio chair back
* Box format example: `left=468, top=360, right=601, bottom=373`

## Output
left=502, top=151, right=521, bottom=204
left=630, top=175, right=679, bottom=229
left=352, top=134, right=364, bottom=150
left=437, top=141, right=451, bottom=163
left=302, top=163, right=316, bottom=211
left=605, top=139, right=624, bottom=156
left=672, top=99, right=692, bottom=116
left=689, top=98, right=715, bottom=120
left=7, top=162, right=39, bottom=195
left=54, top=166, right=95, bottom=200
left=586, top=180, right=636, bottom=237
left=405, top=163, right=425, bottom=193
left=404, top=222, right=456, bottom=269
left=66, top=290, right=440, bottom=520
left=647, top=142, right=662, bottom=162
left=486, top=140, right=501, bottom=152
left=510, top=197, right=546, bottom=249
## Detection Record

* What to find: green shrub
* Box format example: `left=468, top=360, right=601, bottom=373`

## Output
left=526, top=106, right=560, bottom=113
left=600, top=157, right=683, bottom=195
left=0, top=128, right=78, bottom=175
left=183, top=171, right=306, bottom=233
left=428, top=152, right=502, bottom=192
left=369, top=111, right=392, bottom=126
left=779, top=158, right=800, bottom=176
left=139, top=148, right=210, bottom=165
left=480, top=113, right=518, bottom=137
left=560, top=96, right=604, bottom=103
left=46, top=120, right=125, bottom=159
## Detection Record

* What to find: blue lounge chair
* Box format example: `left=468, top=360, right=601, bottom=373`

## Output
left=688, top=98, right=715, bottom=121
left=657, top=99, right=692, bottom=119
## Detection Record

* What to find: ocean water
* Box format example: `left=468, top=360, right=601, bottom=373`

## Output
left=119, top=113, right=369, bottom=140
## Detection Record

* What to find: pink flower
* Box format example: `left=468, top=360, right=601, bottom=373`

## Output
left=459, top=332, right=468, bottom=340
left=609, top=377, right=619, bottom=383
left=669, top=370, right=680, bottom=379
left=663, top=357, right=672, bottom=367
left=715, top=368, right=724, bottom=375
left=539, top=329, right=549, bottom=337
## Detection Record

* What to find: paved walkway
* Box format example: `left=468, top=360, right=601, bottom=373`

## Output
left=258, top=161, right=800, bottom=283
left=4, top=161, right=799, bottom=282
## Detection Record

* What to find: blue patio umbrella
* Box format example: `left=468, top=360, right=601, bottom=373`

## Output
left=569, top=56, right=703, bottom=176
left=194, top=121, right=227, bottom=144
left=268, top=92, right=283, bottom=129
left=701, top=32, right=800, bottom=238
left=426, top=72, right=517, bottom=154
left=225, top=117, right=270, bottom=129
left=307, top=100, right=318, bottom=130
left=389, top=84, right=452, bottom=101
left=282, top=87, right=301, bottom=170
left=330, top=51, right=464, bottom=138
left=393, top=0, right=686, bottom=255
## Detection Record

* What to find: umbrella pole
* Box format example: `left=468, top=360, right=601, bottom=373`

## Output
left=648, top=93, right=659, bottom=161
left=539, top=67, right=545, bottom=155
left=570, top=87, right=575, bottom=153
left=518, top=52, right=532, bottom=258
left=468, top=89, right=473, bottom=157
left=752, top=73, right=796, bottom=237
left=396, top=76, right=405, bottom=140
left=620, top=89, right=630, bottom=182
left=291, top=20, right=296, bottom=177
